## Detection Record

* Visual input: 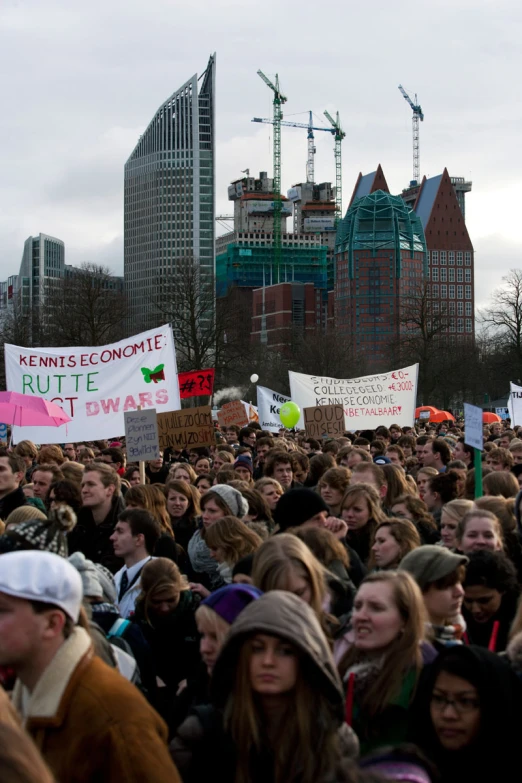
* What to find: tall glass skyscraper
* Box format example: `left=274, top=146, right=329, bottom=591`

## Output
left=124, top=54, right=216, bottom=330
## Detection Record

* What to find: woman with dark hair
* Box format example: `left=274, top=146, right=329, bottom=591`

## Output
left=46, top=479, right=82, bottom=514
left=411, top=645, right=522, bottom=783
left=241, top=487, right=273, bottom=534
left=304, top=453, right=336, bottom=488
left=123, top=466, right=146, bottom=486
left=318, top=467, right=352, bottom=516
left=369, top=519, right=421, bottom=571
left=194, top=473, right=214, bottom=496
left=462, top=549, right=519, bottom=653
left=171, top=591, right=359, bottom=782
left=125, top=484, right=186, bottom=568
left=380, top=465, right=413, bottom=510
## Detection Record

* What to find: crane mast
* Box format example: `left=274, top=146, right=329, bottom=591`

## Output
left=257, top=70, right=287, bottom=283
left=324, top=110, right=345, bottom=226
left=398, top=84, right=424, bottom=185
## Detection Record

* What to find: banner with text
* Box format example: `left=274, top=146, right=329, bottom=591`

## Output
left=178, top=368, right=215, bottom=399
left=289, top=364, right=418, bottom=430
left=257, top=386, right=290, bottom=432
left=217, top=400, right=249, bottom=428
left=508, top=382, right=522, bottom=426
left=5, top=325, right=180, bottom=444
left=157, top=405, right=214, bottom=450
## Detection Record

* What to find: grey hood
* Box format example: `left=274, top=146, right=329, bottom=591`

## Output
left=211, top=590, right=344, bottom=720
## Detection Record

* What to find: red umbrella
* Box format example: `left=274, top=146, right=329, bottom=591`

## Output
left=430, top=410, right=456, bottom=423
left=0, top=391, right=71, bottom=428
left=483, top=411, right=501, bottom=424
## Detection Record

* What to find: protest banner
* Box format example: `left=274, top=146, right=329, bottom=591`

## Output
left=5, top=325, right=179, bottom=444
left=257, top=386, right=290, bottom=432
left=304, top=405, right=345, bottom=439
left=0, top=423, right=7, bottom=442
left=289, top=364, right=418, bottom=430
left=218, top=399, right=249, bottom=428
left=508, top=382, right=522, bottom=426
left=157, top=405, right=214, bottom=450
left=495, top=407, right=510, bottom=421
left=124, top=408, right=160, bottom=461
left=178, top=369, right=215, bottom=399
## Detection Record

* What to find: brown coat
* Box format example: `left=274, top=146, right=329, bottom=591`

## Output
left=12, top=627, right=181, bottom=783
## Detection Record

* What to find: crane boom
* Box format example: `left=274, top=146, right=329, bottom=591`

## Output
left=398, top=84, right=424, bottom=185
left=257, top=70, right=287, bottom=282
left=324, top=110, right=345, bottom=226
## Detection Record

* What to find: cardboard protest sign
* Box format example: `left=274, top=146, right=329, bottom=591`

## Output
left=289, top=364, right=418, bottom=430
left=124, top=408, right=160, bottom=461
left=304, top=405, right=346, bottom=439
left=157, top=405, right=214, bottom=450
left=218, top=399, right=249, bottom=428
left=5, top=325, right=179, bottom=444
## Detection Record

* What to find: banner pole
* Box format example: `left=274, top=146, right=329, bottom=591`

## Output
left=137, top=405, right=146, bottom=484
left=474, top=448, right=483, bottom=499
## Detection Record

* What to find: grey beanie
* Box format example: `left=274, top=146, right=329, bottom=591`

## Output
left=68, top=551, right=117, bottom=603
left=209, top=484, right=249, bottom=519
left=400, top=545, right=468, bottom=591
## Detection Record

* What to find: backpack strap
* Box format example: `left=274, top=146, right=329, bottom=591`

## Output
left=107, top=618, right=131, bottom=639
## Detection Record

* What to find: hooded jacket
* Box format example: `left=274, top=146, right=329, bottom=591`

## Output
left=171, top=590, right=359, bottom=782
left=68, top=494, right=125, bottom=574
left=411, top=645, right=522, bottom=783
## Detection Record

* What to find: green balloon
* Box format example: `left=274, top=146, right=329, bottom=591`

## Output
left=279, top=401, right=301, bottom=429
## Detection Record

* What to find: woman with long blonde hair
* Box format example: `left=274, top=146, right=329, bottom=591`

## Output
left=205, top=516, right=262, bottom=584
left=171, top=591, right=359, bottom=783
left=337, top=570, right=432, bottom=754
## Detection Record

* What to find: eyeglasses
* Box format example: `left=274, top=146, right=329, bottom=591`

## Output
left=431, top=693, right=479, bottom=714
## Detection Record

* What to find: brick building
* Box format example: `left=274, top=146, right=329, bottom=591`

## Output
left=251, top=282, right=322, bottom=348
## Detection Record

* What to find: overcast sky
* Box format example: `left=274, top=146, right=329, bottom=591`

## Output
left=1, top=0, right=520, bottom=308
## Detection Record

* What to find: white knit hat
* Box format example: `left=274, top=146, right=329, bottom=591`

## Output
left=68, top=551, right=117, bottom=603
left=0, top=550, right=83, bottom=621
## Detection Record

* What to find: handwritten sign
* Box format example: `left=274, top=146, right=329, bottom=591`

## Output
left=464, top=403, right=483, bottom=451
left=289, top=364, right=418, bottom=429
left=218, top=399, right=249, bottom=428
left=124, top=408, right=160, bottom=461
left=157, top=405, right=214, bottom=450
left=178, top=369, right=215, bottom=399
left=304, top=405, right=346, bottom=439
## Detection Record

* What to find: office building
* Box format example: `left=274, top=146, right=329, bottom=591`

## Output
left=124, top=54, right=216, bottom=330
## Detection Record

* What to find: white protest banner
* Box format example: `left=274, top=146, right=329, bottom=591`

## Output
left=289, top=364, right=418, bottom=430
left=257, top=386, right=290, bottom=432
left=5, top=325, right=180, bottom=444
left=464, top=403, right=484, bottom=451
left=508, top=382, right=522, bottom=426
left=124, top=408, right=160, bottom=461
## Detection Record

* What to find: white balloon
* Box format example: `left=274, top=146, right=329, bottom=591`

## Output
left=250, top=374, right=259, bottom=383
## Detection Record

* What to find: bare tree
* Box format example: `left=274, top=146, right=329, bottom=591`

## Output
left=480, top=269, right=522, bottom=375
left=0, top=291, right=37, bottom=389
left=44, top=263, right=128, bottom=346
left=150, top=257, right=251, bottom=377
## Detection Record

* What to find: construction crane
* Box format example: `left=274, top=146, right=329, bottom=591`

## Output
left=398, top=85, right=424, bottom=186
left=252, top=112, right=335, bottom=185
left=323, top=110, right=345, bottom=226
left=257, top=70, right=287, bottom=282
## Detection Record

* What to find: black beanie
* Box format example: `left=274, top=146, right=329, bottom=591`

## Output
left=273, top=488, right=329, bottom=532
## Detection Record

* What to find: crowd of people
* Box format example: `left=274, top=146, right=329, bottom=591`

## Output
left=0, top=415, right=522, bottom=781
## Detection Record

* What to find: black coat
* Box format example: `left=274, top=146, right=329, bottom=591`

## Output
left=68, top=495, right=125, bottom=573
left=0, top=486, right=28, bottom=521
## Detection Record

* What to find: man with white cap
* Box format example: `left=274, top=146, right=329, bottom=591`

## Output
left=0, top=550, right=181, bottom=782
